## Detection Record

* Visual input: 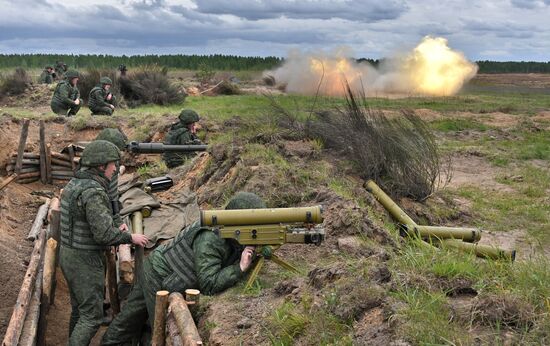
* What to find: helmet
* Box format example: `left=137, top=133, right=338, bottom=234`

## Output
left=45, top=66, right=53, bottom=70
left=225, top=192, right=266, bottom=210
left=65, top=70, right=80, bottom=79
left=178, top=109, right=199, bottom=125
left=81, top=140, right=120, bottom=167
left=100, top=77, right=113, bottom=85
left=95, top=128, right=127, bottom=150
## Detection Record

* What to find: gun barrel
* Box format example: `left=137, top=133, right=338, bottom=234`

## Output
left=201, top=206, right=323, bottom=226
left=401, top=225, right=482, bottom=243
left=127, top=141, right=208, bottom=154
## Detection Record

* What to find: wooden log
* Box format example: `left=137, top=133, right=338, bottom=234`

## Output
left=50, top=170, right=75, bottom=177
left=50, top=157, right=72, bottom=168
left=168, top=293, right=203, bottom=346
left=106, top=248, right=120, bottom=315
left=184, top=289, right=200, bottom=305
left=132, top=212, right=144, bottom=284
left=6, top=166, right=39, bottom=174
left=2, top=229, right=46, bottom=346
left=166, top=311, right=184, bottom=346
left=9, top=158, right=41, bottom=166
left=68, top=145, right=77, bottom=173
left=51, top=151, right=79, bottom=164
left=0, top=174, right=17, bottom=191
left=16, top=177, right=40, bottom=184
left=18, top=267, right=43, bottom=346
left=41, top=238, right=57, bottom=304
left=45, top=144, right=52, bottom=184
left=11, top=152, right=41, bottom=159
left=39, top=120, right=47, bottom=184
left=51, top=165, right=73, bottom=172
left=27, top=199, right=51, bottom=241
left=48, top=208, right=60, bottom=306
left=51, top=177, right=72, bottom=182
left=152, top=291, right=170, bottom=346
left=16, top=171, right=41, bottom=180
left=15, top=119, right=30, bottom=176
left=118, top=244, right=134, bottom=284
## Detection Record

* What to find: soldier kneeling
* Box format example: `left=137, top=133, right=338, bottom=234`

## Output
left=89, top=77, right=117, bottom=116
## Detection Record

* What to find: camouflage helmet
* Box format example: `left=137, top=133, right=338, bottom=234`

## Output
left=45, top=66, right=53, bottom=70
left=225, top=192, right=266, bottom=210
left=178, top=109, right=200, bottom=125
left=65, top=69, right=80, bottom=79
left=100, top=77, right=113, bottom=85
left=95, top=128, right=127, bottom=151
left=81, top=140, right=120, bottom=167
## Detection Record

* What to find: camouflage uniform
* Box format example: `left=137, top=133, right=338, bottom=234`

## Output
left=51, top=70, right=82, bottom=116
left=95, top=128, right=128, bottom=227
left=89, top=77, right=117, bottom=116
left=163, top=109, right=203, bottom=168
left=60, top=140, right=133, bottom=346
left=55, top=61, right=68, bottom=79
left=101, top=192, right=266, bottom=345
left=39, top=66, right=54, bottom=84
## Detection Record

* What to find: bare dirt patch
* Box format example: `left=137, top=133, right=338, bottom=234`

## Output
left=445, top=153, right=514, bottom=193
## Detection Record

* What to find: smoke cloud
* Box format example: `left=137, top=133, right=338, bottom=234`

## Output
left=266, top=36, right=478, bottom=97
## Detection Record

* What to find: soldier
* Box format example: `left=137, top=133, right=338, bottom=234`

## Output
left=39, top=66, right=54, bottom=84
left=59, top=140, right=149, bottom=346
left=101, top=192, right=262, bottom=345
left=163, top=109, right=204, bottom=168
left=55, top=60, right=68, bottom=79
left=95, top=128, right=128, bottom=229
left=50, top=69, right=83, bottom=116
left=89, top=77, right=117, bottom=116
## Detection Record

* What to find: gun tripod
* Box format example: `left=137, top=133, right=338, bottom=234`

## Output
left=245, top=245, right=299, bottom=290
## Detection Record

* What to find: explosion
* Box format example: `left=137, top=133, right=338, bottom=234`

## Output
left=266, top=36, right=478, bottom=97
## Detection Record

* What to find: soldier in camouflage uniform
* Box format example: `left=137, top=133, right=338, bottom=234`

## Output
left=50, top=69, right=83, bottom=116
left=39, top=66, right=54, bottom=84
left=95, top=128, right=128, bottom=229
left=163, top=109, right=204, bottom=168
left=101, top=192, right=263, bottom=345
left=59, top=140, right=149, bottom=346
left=55, top=60, right=68, bottom=79
left=89, top=77, right=117, bottom=116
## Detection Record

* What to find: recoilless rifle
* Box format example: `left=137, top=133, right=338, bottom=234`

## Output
left=200, top=206, right=325, bottom=290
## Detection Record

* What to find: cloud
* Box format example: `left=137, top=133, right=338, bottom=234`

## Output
left=510, top=0, right=548, bottom=8
left=191, top=0, right=409, bottom=22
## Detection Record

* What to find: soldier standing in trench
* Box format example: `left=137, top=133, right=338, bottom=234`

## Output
left=59, top=140, right=149, bottom=345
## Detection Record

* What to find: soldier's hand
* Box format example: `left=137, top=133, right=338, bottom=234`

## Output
left=131, top=234, right=149, bottom=247
left=106, top=93, right=112, bottom=101
left=74, top=99, right=80, bottom=105
left=239, top=246, right=255, bottom=272
left=119, top=223, right=129, bottom=232
left=110, top=104, right=115, bottom=109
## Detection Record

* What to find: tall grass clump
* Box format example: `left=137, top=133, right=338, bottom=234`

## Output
left=307, top=83, right=450, bottom=200
left=0, top=68, right=31, bottom=97
left=119, top=65, right=185, bottom=107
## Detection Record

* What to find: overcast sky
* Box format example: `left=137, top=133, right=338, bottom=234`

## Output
left=1, top=0, right=548, bottom=61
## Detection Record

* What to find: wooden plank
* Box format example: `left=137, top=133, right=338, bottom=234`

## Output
left=15, top=119, right=30, bottom=176
left=166, top=311, right=184, bottom=346
left=39, top=120, right=47, bottom=184
left=0, top=174, right=17, bottom=191
left=2, top=229, right=46, bottom=346
left=27, top=199, right=51, bottom=241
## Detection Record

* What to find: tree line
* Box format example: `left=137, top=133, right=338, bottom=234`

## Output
left=0, top=54, right=549, bottom=73
left=0, top=54, right=282, bottom=71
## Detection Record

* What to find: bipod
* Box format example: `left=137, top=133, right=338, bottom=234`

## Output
left=245, top=245, right=299, bottom=290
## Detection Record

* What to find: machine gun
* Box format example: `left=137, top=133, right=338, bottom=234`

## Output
left=126, top=141, right=208, bottom=154
left=200, top=206, right=325, bottom=289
